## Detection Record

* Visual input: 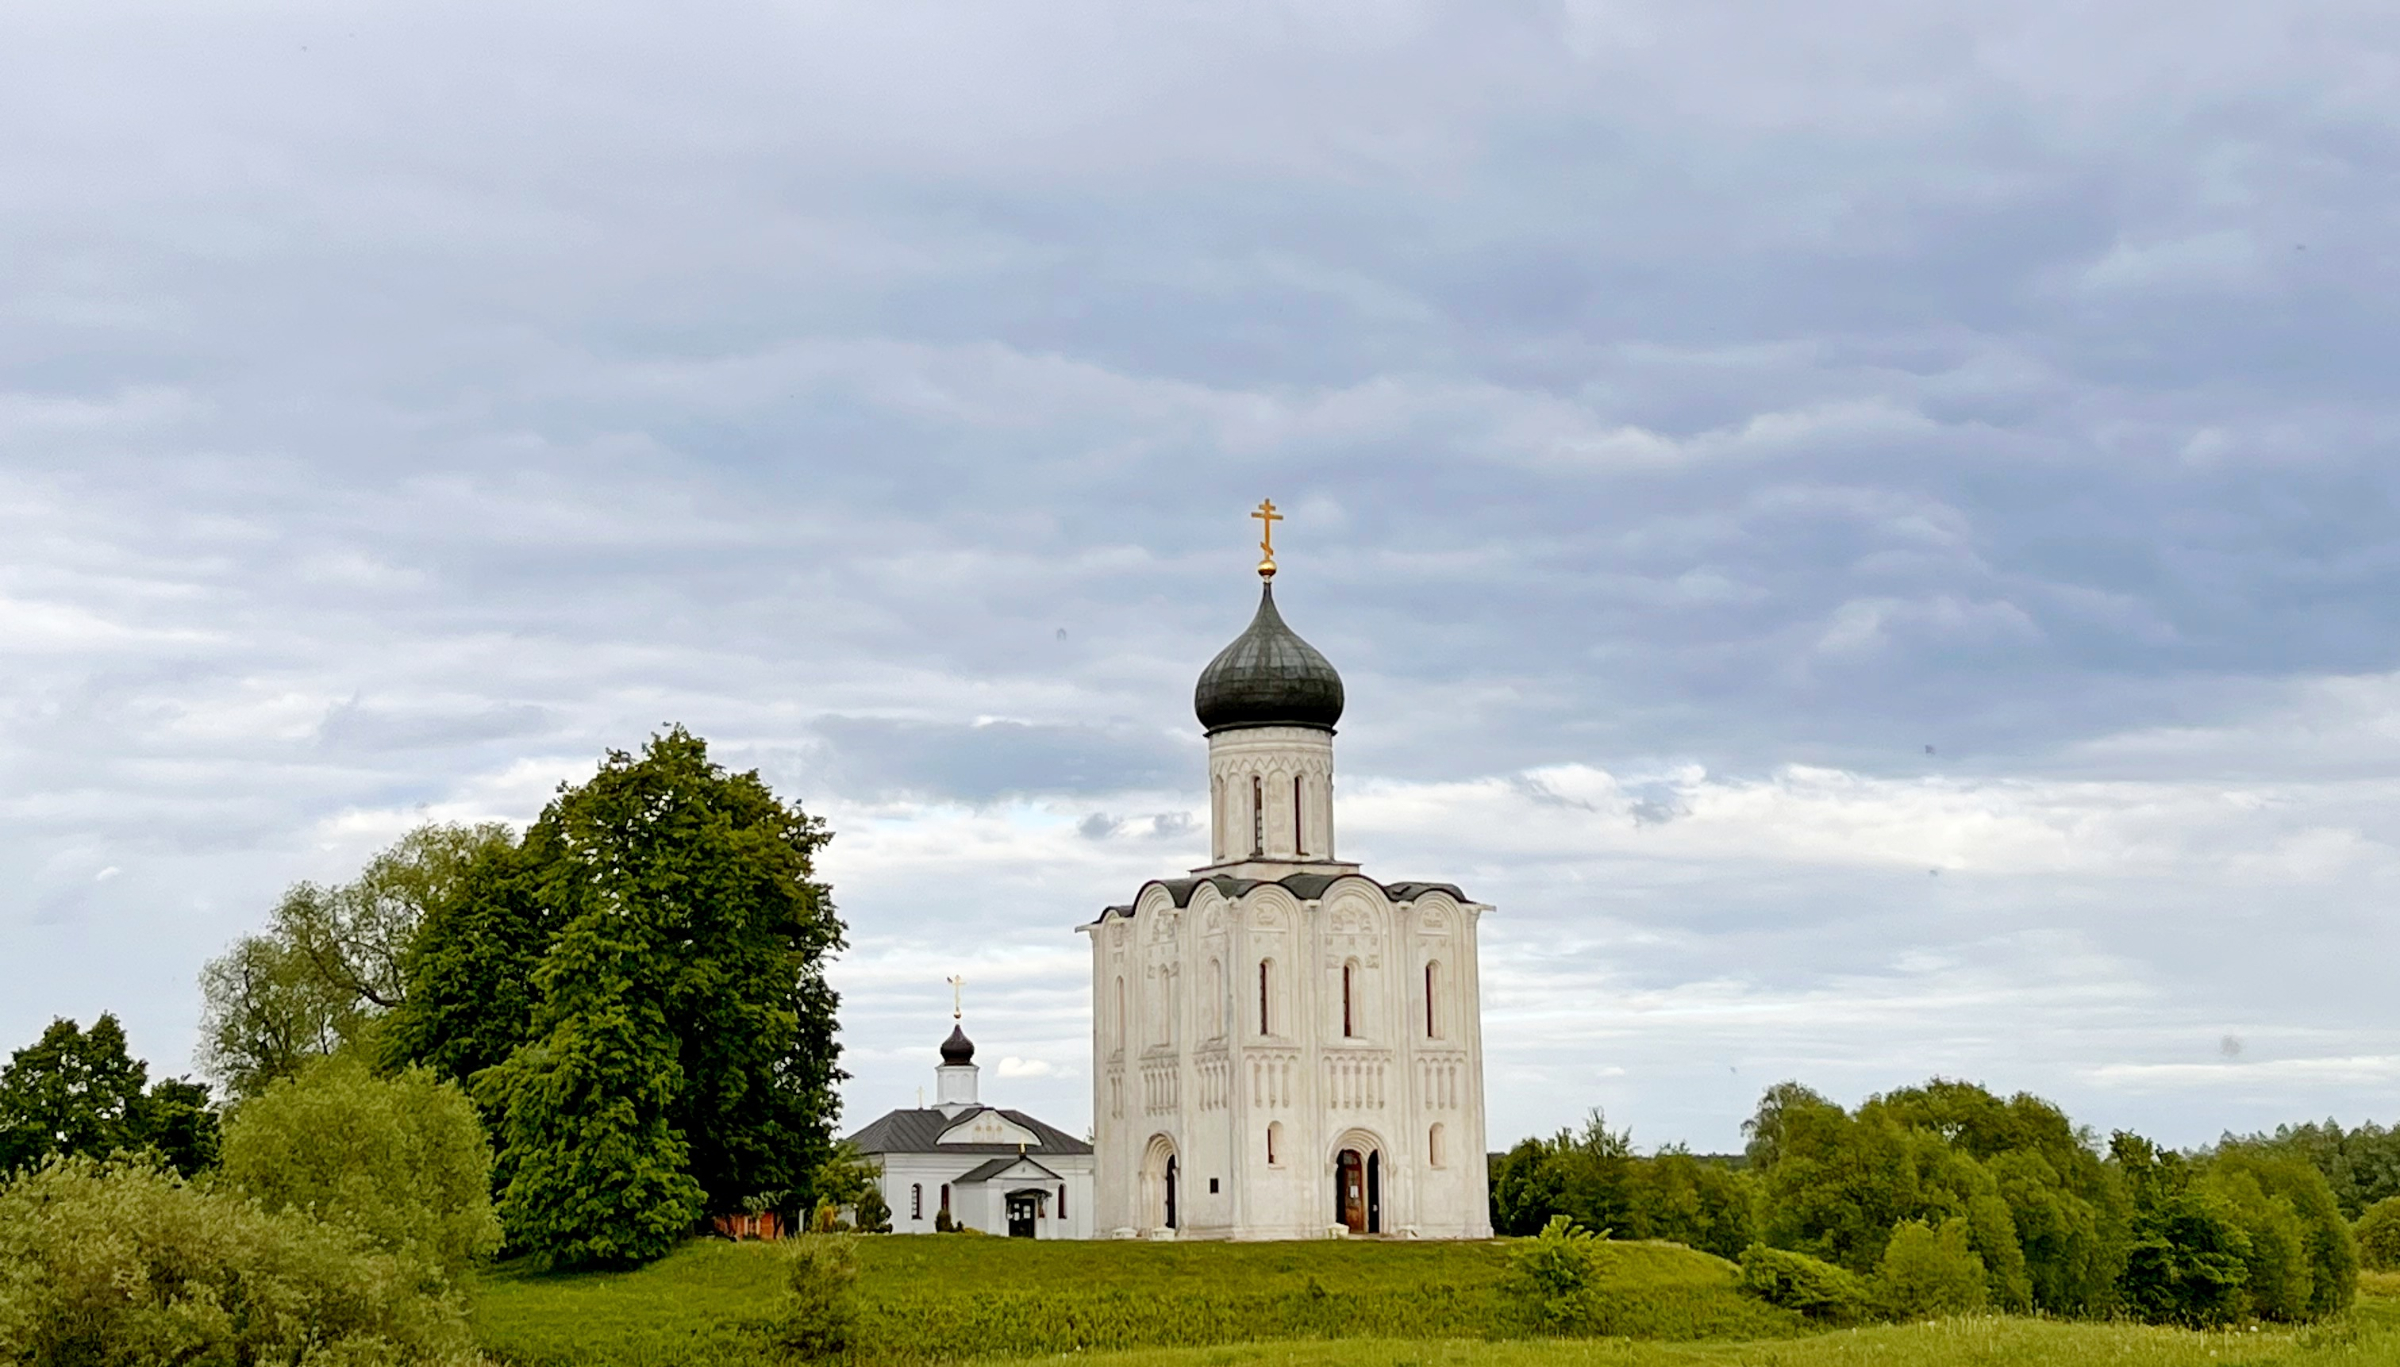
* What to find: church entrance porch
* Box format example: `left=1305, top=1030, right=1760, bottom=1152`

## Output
left=1006, top=1190, right=1046, bottom=1239
left=1333, top=1148, right=1380, bottom=1234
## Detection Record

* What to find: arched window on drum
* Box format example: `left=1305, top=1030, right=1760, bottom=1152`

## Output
left=1424, top=960, right=1443, bottom=1039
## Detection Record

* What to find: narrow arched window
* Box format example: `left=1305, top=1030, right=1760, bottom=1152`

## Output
left=1267, top=1121, right=1283, bottom=1165
left=1251, top=774, right=1264, bottom=855
left=912, top=1184, right=923, bottom=1219
left=1429, top=1123, right=1447, bottom=1168
left=1259, top=960, right=1271, bottom=1035
left=1293, top=774, right=1305, bottom=855
left=1209, top=959, right=1224, bottom=1038
left=1212, top=776, right=1224, bottom=859
left=1115, top=977, right=1126, bottom=1044
left=1425, top=961, right=1440, bottom=1039
left=1342, top=961, right=1355, bottom=1037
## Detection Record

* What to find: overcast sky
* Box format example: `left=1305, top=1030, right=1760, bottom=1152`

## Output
left=6, top=0, right=2400, bottom=1154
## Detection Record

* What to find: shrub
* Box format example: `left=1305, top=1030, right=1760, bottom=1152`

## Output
left=769, top=1235, right=858, bottom=1359
left=1875, top=1218, right=1989, bottom=1319
left=853, top=1183, right=892, bottom=1233
left=1503, top=1214, right=1614, bottom=1331
left=219, top=1053, right=501, bottom=1279
left=2357, top=1196, right=2400, bottom=1272
left=0, top=1154, right=477, bottom=1366
left=1736, top=1243, right=1871, bottom=1323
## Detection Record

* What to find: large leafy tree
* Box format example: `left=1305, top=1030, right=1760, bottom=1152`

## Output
left=445, top=726, right=846, bottom=1265
left=2113, top=1132, right=2252, bottom=1326
left=380, top=824, right=562, bottom=1101
left=1747, top=1082, right=2032, bottom=1310
left=198, top=822, right=512, bottom=1099
left=1862, top=1080, right=2129, bottom=1316
left=2203, top=1145, right=2357, bottom=1319
left=0, top=1015, right=220, bottom=1177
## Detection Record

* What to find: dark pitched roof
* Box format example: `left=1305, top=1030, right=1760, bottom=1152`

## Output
left=1088, top=872, right=1469, bottom=924
left=955, top=1155, right=1062, bottom=1184
left=844, top=1106, right=1093, bottom=1157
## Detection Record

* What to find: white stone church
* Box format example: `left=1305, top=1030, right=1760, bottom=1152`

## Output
left=849, top=516, right=1492, bottom=1240
left=1080, top=522, right=1494, bottom=1239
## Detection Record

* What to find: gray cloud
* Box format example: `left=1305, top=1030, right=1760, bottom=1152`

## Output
left=3, top=0, right=2399, bottom=1148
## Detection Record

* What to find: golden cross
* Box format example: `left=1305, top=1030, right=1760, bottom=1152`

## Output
left=947, top=974, right=964, bottom=1020
left=1251, top=499, right=1283, bottom=579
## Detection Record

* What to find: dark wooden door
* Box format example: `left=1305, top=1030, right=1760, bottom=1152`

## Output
left=1336, top=1149, right=1366, bottom=1232
left=1007, top=1194, right=1037, bottom=1239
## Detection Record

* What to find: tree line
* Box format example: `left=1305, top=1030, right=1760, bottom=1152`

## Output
left=1491, top=1078, right=2398, bottom=1325
left=2, top=726, right=850, bottom=1273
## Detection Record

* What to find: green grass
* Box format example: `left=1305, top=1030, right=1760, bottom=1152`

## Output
left=979, top=1303, right=2400, bottom=1367
left=473, top=1236, right=1797, bottom=1365
left=468, top=1237, right=2400, bottom=1367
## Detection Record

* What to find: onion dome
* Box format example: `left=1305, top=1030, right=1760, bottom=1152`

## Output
left=1193, top=584, right=1345, bottom=734
left=939, top=1024, right=975, bottom=1065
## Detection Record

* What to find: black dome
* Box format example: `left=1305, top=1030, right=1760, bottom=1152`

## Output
left=1194, top=584, right=1344, bottom=734
left=939, top=1024, right=974, bottom=1065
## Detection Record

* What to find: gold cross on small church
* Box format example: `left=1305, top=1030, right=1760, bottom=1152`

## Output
left=947, top=974, right=964, bottom=1021
left=1251, top=498, right=1283, bottom=579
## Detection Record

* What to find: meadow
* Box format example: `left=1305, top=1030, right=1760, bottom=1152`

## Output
left=469, top=1241, right=2400, bottom=1367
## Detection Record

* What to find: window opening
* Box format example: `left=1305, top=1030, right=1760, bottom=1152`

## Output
left=1251, top=775, right=1263, bottom=854
left=1293, top=774, right=1304, bottom=854
left=1342, top=962, right=1355, bottom=1037
left=1425, top=961, right=1439, bottom=1039
left=912, top=1184, right=923, bottom=1219
left=1259, top=961, right=1271, bottom=1035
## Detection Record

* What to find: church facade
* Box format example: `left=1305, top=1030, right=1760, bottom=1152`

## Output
left=1080, top=525, right=1493, bottom=1240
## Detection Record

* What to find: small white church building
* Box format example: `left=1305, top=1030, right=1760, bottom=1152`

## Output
left=846, top=1021, right=1096, bottom=1238
left=1080, top=514, right=1494, bottom=1239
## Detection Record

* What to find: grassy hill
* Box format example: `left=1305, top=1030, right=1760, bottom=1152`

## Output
left=470, top=1240, right=2400, bottom=1367
left=474, top=1235, right=1798, bottom=1365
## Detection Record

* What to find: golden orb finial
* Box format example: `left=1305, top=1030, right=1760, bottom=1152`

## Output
left=1250, top=498, right=1283, bottom=579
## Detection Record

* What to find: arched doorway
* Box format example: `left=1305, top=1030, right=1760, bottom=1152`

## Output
left=1331, top=1139, right=1381, bottom=1234
left=1141, top=1134, right=1181, bottom=1233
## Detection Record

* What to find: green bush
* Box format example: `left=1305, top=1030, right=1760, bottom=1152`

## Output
left=220, top=1053, right=501, bottom=1279
left=0, top=1155, right=476, bottom=1366
left=1874, top=1218, right=1989, bottom=1319
left=1736, top=1243, right=1871, bottom=1323
left=768, top=1235, right=858, bottom=1359
left=2357, top=1196, right=2400, bottom=1271
left=1502, top=1214, right=1614, bottom=1331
